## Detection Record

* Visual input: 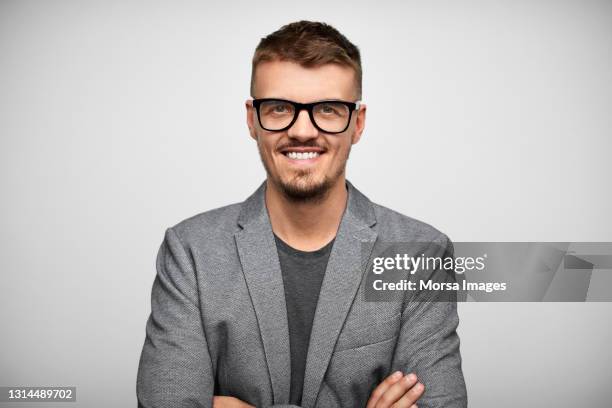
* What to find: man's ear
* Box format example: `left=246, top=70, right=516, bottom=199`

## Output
left=245, top=99, right=258, bottom=141
left=351, top=103, right=366, bottom=145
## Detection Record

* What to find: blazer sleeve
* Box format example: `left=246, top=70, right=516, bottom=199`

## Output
left=137, top=227, right=215, bottom=408
left=390, top=233, right=468, bottom=408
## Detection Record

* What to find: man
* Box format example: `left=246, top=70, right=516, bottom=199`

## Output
left=137, top=20, right=467, bottom=408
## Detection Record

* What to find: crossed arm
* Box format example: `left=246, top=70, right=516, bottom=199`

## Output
left=213, top=372, right=425, bottom=408
left=136, top=229, right=466, bottom=408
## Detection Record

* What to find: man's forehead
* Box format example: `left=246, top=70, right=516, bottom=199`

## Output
left=253, top=60, right=358, bottom=101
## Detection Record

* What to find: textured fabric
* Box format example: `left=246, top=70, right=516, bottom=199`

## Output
left=275, top=234, right=334, bottom=405
left=136, top=180, right=468, bottom=408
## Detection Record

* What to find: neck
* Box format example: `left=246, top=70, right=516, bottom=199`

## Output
left=265, top=176, right=348, bottom=251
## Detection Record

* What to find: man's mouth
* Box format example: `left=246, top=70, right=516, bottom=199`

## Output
left=279, top=147, right=325, bottom=161
left=285, top=151, right=320, bottom=160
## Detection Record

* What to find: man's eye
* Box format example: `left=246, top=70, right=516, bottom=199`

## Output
left=318, top=103, right=341, bottom=115
left=273, top=104, right=291, bottom=113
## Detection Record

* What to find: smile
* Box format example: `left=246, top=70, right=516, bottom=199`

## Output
left=279, top=146, right=326, bottom=163
left=285, top=151, right=320, bottom=160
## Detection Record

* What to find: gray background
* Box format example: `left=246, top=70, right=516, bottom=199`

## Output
left=1, top=0, right=611, bottom=406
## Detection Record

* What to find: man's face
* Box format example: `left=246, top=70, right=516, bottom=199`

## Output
left=246, top=60, right=366, bottom=202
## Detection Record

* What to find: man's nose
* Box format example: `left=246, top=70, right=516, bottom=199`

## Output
left=287, top=109, right=319, bottom=141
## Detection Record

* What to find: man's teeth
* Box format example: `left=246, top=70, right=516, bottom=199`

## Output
left=286, top=152, right=320, bottom=160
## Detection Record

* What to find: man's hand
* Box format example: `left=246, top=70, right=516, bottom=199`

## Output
left=213, top=396, right=255, bottom=408
left=366, top=371, right=425, bottom=408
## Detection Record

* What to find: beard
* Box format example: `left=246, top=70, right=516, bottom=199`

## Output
left=258, top=143, right=350, bottom=204
left=277, top=169, right=336, bottom=204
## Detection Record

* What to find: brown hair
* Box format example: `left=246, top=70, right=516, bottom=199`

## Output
left=250, top=20, right=362, bottom=99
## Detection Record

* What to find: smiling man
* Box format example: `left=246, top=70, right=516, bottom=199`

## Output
left=137, top=21, right=467, bottom=408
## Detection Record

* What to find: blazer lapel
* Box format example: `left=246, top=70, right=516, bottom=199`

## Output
left=301, top=181, right=378, bottom=408
left=235, top=182, right=291, bottom=404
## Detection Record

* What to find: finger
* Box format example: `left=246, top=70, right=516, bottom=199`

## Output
left=366, top=371, right=404, bottom=408
left=391, top=382, right=425, bottom=408
left=375, top=373, right=419, bottom=408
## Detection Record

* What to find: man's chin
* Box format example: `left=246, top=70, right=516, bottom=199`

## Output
left=277, top=176, right=333, bottom=204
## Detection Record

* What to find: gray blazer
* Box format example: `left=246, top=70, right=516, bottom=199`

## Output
left=137, top=181, right=467, bottom=408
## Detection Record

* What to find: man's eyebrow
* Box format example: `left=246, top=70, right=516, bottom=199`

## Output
left=259, top=97, right=353, bottom=102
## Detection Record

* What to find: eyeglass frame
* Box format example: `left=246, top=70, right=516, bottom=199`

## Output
left=250, top=98, right=362, bottom=134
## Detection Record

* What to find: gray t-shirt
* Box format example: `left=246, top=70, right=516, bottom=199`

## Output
left=274, top=234, right=335, bottom=406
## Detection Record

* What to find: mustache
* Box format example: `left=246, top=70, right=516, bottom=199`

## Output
left=276, top=140, right=327, bottom=151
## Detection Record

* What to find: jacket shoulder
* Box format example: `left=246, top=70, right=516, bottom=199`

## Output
left=167, top=202, right=242, bottom=247
left=371, top=201, right=450, bottom=244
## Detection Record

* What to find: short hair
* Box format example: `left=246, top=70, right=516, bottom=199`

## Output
left=250, top=20, right=362, bottom=99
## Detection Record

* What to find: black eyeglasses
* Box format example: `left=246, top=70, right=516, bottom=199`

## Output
left=251, top=98, right=361, bottom=134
